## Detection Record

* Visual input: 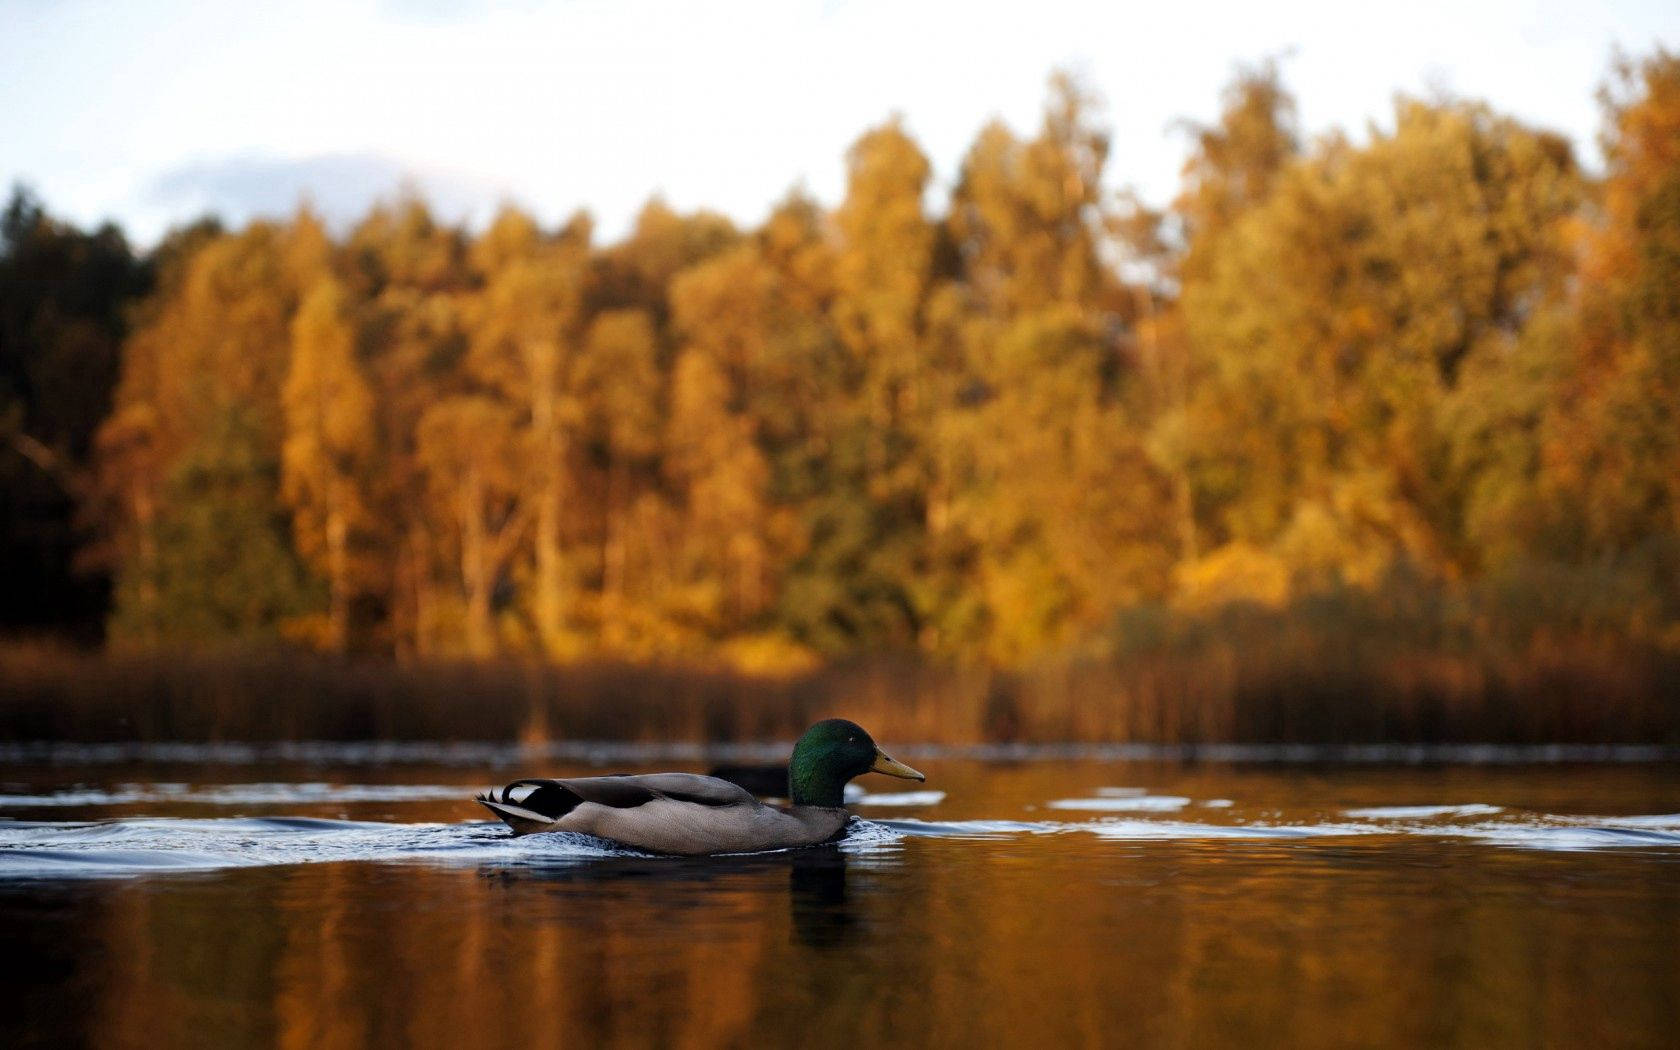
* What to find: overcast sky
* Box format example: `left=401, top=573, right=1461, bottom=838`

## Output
left=4, top=0, right=1678, bottom=247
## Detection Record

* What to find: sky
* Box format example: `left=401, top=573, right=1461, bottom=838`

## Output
left=3, top=0, right=1678, bottom=247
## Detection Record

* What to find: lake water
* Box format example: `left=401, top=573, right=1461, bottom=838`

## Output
left=2, top=744, right=1678, bottom=1049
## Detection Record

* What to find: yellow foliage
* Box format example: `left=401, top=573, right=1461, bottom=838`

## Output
left=717, top=632, right=821, bottom=676
left=1174, top=543, right=1292, bottom=611
left=73, top=57, right=1680, bottom=666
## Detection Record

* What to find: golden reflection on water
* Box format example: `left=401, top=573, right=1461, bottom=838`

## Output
left=7, top=761, right=1680, bottom=1050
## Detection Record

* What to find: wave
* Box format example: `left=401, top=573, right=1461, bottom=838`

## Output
left=1047, top=795, right=1191, bottom=812
left=3, top=802, right=1677, bottom=881
left=884, top=810, right=1680, bottom=852
left=0, top=783, right=474, bottom=807
left=1345, top=804, right=1505, bottom=819
left=875, top=818, right=1071, bottom=838
left=853, top=790, right=946, bottom=807
left=1432, top=821, right=1680, bottom=850
left=0, top=817, right=633, bottom=879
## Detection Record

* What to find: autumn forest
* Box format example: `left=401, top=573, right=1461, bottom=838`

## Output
left=3, top=52, right=1678, bottom=736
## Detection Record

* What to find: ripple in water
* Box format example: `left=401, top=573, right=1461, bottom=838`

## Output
left=1345, top=803, right=1505, bottom=819
left=0, top=783, right=477, bottom=808
left=1047, top=795, right=1192, bottom=812
left=876, top=818, right=1070, bottom=839
left=1083, top=820, right=1370, bottom=840
left=0, top=817, right=638, bottom=879
left=4, top=793, right=1678, bottom=879
left=1431, top=813, right=1680, bottom=850
left=852, top=790, right=946, bottom=807
left=0, top=810, right=924, bottom=879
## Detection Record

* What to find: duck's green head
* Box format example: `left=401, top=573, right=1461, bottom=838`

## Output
left=789, top=718, right=924, bottom=807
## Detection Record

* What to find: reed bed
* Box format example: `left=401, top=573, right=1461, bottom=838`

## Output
left=1, top=628, right=1674, bottom=746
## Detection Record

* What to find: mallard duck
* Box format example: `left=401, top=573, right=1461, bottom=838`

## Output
left=476, top=718, right=924, bottom=855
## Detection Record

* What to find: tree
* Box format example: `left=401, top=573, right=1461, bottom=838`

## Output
left=0, top=187, right=150, bottom=639
left=469, top=206, right=593, bottom=654
left=1133, top=63, right=1301, bottom=570
left=665, top=346, right=775, bottom=633
left=950, top=74, right=1111, bottom=317
left=1178, top=96, right=1579, bottom=598
left=579, top=308, right=661, bottom=615
left=1539, top=50, right=1680, bottom=559
left=939, top=74, right=1171, bottom=660
left=415, top=395, right=527, bottom=657
left=100, top=222, right=314, bottom=644
left=281, top=278, right=376, bottom=650
left=108, top=406, right=319, bottom=645
left=771, top=120, right=942, bottom=654
left=833, top=118, right=937, bottom=432
left=1174, top=58, right=1301, bottom=285
left=346, top=201, right=473, bottom=657
left=663, top=245, right=793, bottom=639
left=594, top=199, right=739, bottom=324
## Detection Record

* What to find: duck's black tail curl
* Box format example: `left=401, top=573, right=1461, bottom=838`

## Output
left=475, top=779, right=584, bottom=835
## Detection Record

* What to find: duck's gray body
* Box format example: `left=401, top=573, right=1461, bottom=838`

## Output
left=477, top=773, right=851, bottom=856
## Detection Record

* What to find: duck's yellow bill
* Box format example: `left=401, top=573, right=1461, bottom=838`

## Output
left=870, top=750, right=925, bottom=781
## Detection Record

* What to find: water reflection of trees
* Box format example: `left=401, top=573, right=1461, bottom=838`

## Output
left=49, top=840, right=1680, bottom=1049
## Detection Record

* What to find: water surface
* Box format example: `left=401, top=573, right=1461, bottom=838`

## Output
left=3, top=747, right=1678, bottom=1048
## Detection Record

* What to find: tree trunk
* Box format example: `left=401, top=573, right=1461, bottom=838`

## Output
left=398, top=526, right=430, bottom=661
left=534, top=466, right=562, bottom=652
left=528, top=340, right=565, bottom=654
left=603, top=456, right=626, bottom=603
left=133, top=486, right=158, bottom=644
left=461, top=465, right=494, bottom=658
left=326, top=496, right=350, bottom=651
left=1174, top=471, right=1198, bottom=565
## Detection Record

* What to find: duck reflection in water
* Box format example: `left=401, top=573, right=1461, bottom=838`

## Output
left=787, top=844, right=852, bottom=948
left=478, top=840, right=859, bottom=949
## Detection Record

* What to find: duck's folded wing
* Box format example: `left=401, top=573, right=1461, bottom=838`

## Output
left=623, top=773, right=758, bottom=807
left=477, top=773, right=757, bottom=832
